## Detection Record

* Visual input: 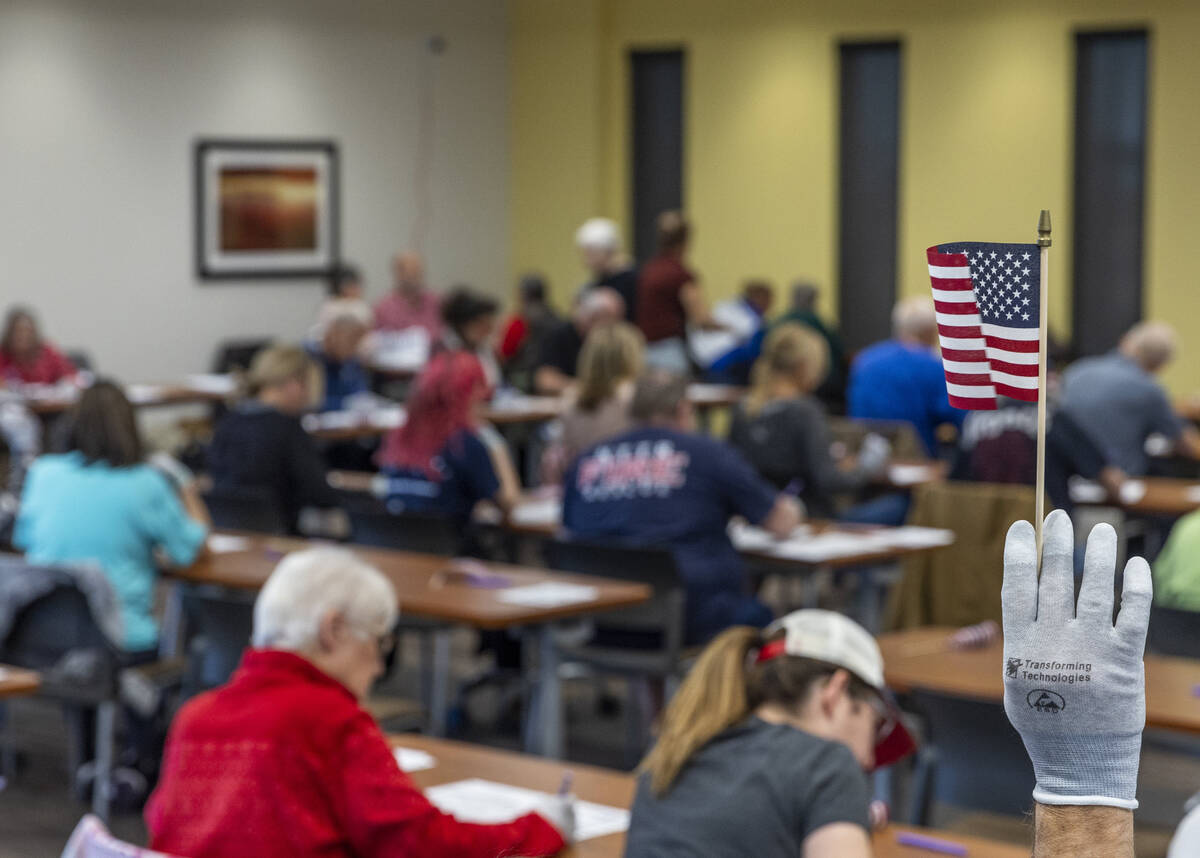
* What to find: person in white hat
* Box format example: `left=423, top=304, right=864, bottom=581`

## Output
left=625, top=609, right=915, bottom=858
left=574, top=217, right=638, bottom=321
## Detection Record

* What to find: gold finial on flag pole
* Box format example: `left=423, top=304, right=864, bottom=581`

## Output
left=1034, top=210, right=1051, bottom=559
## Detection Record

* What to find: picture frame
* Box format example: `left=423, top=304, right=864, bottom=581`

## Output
left=194, top=138, right=340, bottom=279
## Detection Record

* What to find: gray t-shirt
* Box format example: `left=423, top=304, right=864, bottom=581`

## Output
left=624, top=717, right=870, bottom=858
left=1059, top=352, right=1183, bottom=475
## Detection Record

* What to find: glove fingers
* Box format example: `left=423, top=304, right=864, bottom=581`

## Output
left=1037, top=509, right=1076, bottom=623
left=1002, top=519, right=1038, bottom=632
left=1076, top=522, right=1117, bottom=623
left=1114, top=555, right=1153, bottom=649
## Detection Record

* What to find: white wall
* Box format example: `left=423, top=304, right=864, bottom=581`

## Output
left=0, top=0, right=510, bottom=380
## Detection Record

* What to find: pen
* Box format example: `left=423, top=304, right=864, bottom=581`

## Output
left=895, top=831, right=967, bottom=856
left=558, top=771, right=574, bottom=797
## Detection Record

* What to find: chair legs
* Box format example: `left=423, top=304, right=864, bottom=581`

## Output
left=906, top=746, right=937, bottom=826
left=92, top=701, right=116, bottom=821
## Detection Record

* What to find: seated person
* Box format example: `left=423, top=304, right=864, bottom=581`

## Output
left=15, top=380, right=209, bottom=653
left=1059, top=321, right=1200, bottom=476
left=574, top=217, right=638, bottom=319
left=376, top=351, right=518, bottom=530
left=561, top=369, right=803, bottom=644
left=207, top=345, right=339, bottom=533
left=1152, top=509, right=1200, bottom=611
left=534, top=287, right=625, bottom=396
left=729, top=324, right=885, bottom=519
left=0, top=306, right=77, bottom=385
left=312, top=264, right=373, bottom=340
left=848, top=297, right=964, bottom=456
left=775, top=282, right=847, bottom=410
left=693, top=280, right=774, bottom=385
left=498, top=273, right=562, bottom=393
left=146, top=547, right=572, bottom=857
left=373, top=251, right=441, bottom=339
left=0, top=394, right=39, bottom=542
left=560, top=321, right=645, bottom=466
left=625, top=610, right=915, bottom=858
left=308, top=314, right=370, bottom=412
left=440, top=286, right=502, bottom=389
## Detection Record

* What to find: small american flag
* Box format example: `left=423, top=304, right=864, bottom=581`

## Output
left=926, top=241, right=1041, bottom=410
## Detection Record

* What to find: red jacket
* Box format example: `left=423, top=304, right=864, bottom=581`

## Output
left=146, top=650, right=565, bottom=858
left=0, top=343, right=76, bottom=385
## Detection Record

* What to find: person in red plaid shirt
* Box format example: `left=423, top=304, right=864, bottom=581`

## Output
left=146, top=548, right=572, bottom=857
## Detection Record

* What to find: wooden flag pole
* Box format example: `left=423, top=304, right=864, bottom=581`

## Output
left=1035, top=210, right=1052, bottom=557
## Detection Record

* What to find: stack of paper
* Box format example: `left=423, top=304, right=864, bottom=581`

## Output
left=185, top=374, right=237, bottom=395
left=511, top=498, right=562, bottom=527
left=207, top=534, right=252, bottom=554
left=887, top=463, right=938, bottom=486
left=124, top=384, right=163, bottom=404
left=497, top=583, right=599, bottom=608
left=424, top=779, right=630, bottom=841
left=392, top=747, right=437, bottom=773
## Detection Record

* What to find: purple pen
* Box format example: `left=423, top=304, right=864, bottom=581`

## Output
left=1192, top=683, right=1200, bottom=697
left=895, top=831, right=968, bottom=856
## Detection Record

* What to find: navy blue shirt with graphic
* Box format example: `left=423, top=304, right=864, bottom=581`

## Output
left=380, top=429, right=500, bottom=527
left=562, top=426, right=778, bottom=644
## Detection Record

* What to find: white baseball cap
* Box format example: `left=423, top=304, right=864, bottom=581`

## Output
left=759, top=610, right=917, bottom=768
left=575, top=217, right=622, bottom=251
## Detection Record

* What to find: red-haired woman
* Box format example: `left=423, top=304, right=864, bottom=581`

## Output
left=377, top=351, right=518, bottom=529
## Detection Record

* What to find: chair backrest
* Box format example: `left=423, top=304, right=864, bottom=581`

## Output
left=62, top=814, right=179, bottom=858
left=543, top=539, right=685, bottom=652
left=1147, top=605, right=1200, bottom=657
left=203, top=485, right=288, bottom=535
left=65, top=350, right=94, bottom=373
left=182, top=592, right=255, bottom=694
left=210, top=338, right=270, bottom=375
left=342, top=495, right=461, bottom=555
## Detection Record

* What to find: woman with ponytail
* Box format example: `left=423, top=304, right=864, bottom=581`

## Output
left=625, top=610, right=915, bottom=858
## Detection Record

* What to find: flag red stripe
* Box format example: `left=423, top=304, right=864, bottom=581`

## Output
left=948, top=394, right=997, bottom=410
left=944, top=371, right=994, bottom=386
left=934, top=301, right=981, bottom=315
left=941, top=348, right=988, bottom=362
left=985, top=335, right=1039, bottom=353
left=990, top=359, right=1039, bottom=377
left=929, top=277, right=975, bottom=289
left=938, top=324, right=983, bottom=338
left=995, top=384, right=1039, bottom=402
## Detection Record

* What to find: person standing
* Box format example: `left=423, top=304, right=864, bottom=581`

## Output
left=575, top=217, right=638, bottom=320
left=373, top=252, right=441, bottom=339
left=635, top=212, right=715, bottom=374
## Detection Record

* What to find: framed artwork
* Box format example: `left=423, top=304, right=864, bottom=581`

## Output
left=194, top=139, right=339, bottom=279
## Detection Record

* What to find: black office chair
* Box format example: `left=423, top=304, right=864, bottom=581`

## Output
left=64, top=350, right=93, bottom=373
left=0, top=574, right=121, bottom=820
left=906, top=691, right=1035, bottom=823
left=181, top=592, right=255, bottom=696
left=1147, top=604, right=1200, bottom=658
left=210, top=339, right=271, bottom=376
left=342, top=495, right=461, bottom=555
left=202, top=485, right=288, bottom=535
left=542, top=539, right=688, bottom=764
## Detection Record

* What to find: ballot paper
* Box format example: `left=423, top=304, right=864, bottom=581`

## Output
left=1067, top=479, right=1107, bottom=504
left=392, top=747, right=437, bottom=773
left=1118, top=480, right=1147, bottom=505
left=424, top=778, right=630, bottom=841
left=488, top=394, right=563, bottom=414
left=1186, top=486, right=1200, bottom=504
left=510, top=498, right=563, bottom=527
left=184, top=373, right=237, bottom=395
left=497, top=583, right=599, bottom=608
left=207, top=534, right=252, bottom=553
left=124, top=384, right=162, bottom=404
left=870, top=526, right=956, bottom=549
left=887, top=463, right=938, bottom=486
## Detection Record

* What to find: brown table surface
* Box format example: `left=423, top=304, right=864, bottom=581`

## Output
left=0, top=665, right=41, bottom=698
left=324, top=474, right=952, bottom=571
left=879, top=627, right=1200, bottom=734
left=172, top=532, right=650, bottom=630
left=22, top=383, right=227, bottom=416
left=1083, top=476, right=1200, bottom=518
left=390, top=734, right=1028, bottom=858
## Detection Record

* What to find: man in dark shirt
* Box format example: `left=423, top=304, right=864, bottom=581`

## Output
left=533, top=287, right=624, bottom=395
left=575, top=217, right=638, bottom=320
left=636, top=211, right=716, bottom=373
left=561, top=369, right=803, bottom=643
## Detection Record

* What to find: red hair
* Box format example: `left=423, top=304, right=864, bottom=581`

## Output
left=377, top=351, right=488, bottom=477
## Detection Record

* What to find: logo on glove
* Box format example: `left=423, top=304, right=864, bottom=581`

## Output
left=1006, top=658, right=1022, bottom=678
left=1027, top=689, right=1065, bottom=714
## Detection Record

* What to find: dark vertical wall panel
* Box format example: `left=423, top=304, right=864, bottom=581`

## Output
left=838, top=42, right=901, bottom=354
left=1073, top=31, right=1148, bottom=356
left=631, top=50, right=685, bottom=265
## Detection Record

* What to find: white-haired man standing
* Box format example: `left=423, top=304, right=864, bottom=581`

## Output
left=146, top=548, right=573, bottom=858
left=575, top=217, right=638, bottom=320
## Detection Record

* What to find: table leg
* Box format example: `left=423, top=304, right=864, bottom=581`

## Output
left=159, top=583, right=185, bottom=659
left=0, top=701, right=11, bottom=789
left=426, top=628, right=451, bottom=737
left=523, top=625, right=563, bottom=758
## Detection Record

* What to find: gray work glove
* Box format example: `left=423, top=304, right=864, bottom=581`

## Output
left=1002, top=509, right=1152, bottom=810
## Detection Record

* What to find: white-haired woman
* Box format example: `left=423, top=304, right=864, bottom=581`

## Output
left=575, top=216, right=638, bottom=320
left=147, top=548, right=573, bottom=858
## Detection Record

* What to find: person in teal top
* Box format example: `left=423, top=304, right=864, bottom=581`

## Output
left=15, top=381, right=210, bottom=652
left=1153, top=509, right=1200, bottom=612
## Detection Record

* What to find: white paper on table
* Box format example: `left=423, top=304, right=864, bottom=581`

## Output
left=392, top=747, right=437, bottom=773
left=489, top=394, right=562, bottom=414
left=312, top=410, right=362, bottom=430
left=768, top=533, right=887, bottom=562
left=371, top=406, right=408, bottom=429
left=1068, top=479, right=1107, bottom=503
left=185, top=374, right=237, bottom=395
left=1118, top=480, right=1147, bottom=504
left=124, top=384, right=163, bottom=404
left=372, top=328, right=431, bottom=372
left=870, top=526, right=955, bottom=549
left=887, top=463, right=937, bottom=486
left=0, top=667, right=9, bottom=682
left=497, top=583, right=599, bottom=608
left=728, top=523, right=812, bottom=552
left=207, top=534, right=252, bottom=554
left=511, top=498, right=562, bottom=527
left=424, top=778, right=630, bottom=841
left=686, top=383, right=733, bottom=403
left=1186, top=486, right=1200, bottom=504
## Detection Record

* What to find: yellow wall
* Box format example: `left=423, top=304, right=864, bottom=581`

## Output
left=510, top=0, right=1200, bottom=395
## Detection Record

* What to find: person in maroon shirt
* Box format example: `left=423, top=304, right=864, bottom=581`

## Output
left=146, top=548, right=573, bottom=858
left=635, top=211, right=715, bottom=373
left=0, top=307, right=77, bottom=385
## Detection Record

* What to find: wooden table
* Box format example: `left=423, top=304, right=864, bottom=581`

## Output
left=389, top=734, right=1029, bottom=858
left=0, top=665, right=40, bottom=698
left=1070, top=475, right=1200, bottom=518
left=879, top=627, right=1200, bottom=734
left=19, top=380, right=230, bottom=416
left=170, top=532, right=650, bottom=756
